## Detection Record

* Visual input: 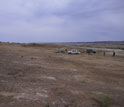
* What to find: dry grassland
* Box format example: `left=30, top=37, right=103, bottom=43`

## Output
left=0, top=43, right=124, bottom=107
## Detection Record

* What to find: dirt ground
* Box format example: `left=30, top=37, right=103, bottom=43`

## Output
left=0, top=43, right=124, bottom=107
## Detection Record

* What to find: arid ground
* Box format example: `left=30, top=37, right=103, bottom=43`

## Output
left=0, top=43, right=124, bottom=107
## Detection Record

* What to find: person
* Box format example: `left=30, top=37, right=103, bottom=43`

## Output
left=113, top=51, right=115, bottom=57
left=65, top=49, right=68, bottom=53
left=104, top=51, right=105, bottom=56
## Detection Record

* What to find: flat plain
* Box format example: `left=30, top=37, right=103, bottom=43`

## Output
left=0, top=42, right=124, bottom=107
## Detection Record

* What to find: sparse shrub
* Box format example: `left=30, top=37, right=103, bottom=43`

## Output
left=45, top=103, right=50, bottom=107
left=94, top=93, right=112, bottom=107
left=21, top=43, right=42, bottom=47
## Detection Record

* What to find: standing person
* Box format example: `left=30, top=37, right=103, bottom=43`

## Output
left=65, top=49, right=68, bottom=53
left=104, top=51, right=106, bottom=56
left=113, top=51, right=115, bottom=57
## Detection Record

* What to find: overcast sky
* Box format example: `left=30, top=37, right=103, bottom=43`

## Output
left=0, top=0, right=124, bottom=43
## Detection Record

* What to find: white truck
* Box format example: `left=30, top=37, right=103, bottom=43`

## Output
left=67, top=49, right=81, bottom=54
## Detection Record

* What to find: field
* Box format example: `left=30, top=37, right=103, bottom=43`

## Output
left=0, top=42, right=124, bottom=107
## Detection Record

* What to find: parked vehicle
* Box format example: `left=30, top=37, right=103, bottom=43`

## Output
left=68, top=49, right=81, bottom=54
left=86, top=49, right=96, bottom=53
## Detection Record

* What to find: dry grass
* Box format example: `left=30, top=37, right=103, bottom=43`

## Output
left=0, top=43, right=124, bottom=107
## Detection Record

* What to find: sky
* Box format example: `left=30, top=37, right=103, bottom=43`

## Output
left=0, top=0, right=124, bottom=43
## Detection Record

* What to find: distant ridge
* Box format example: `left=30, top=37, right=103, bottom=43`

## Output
left=0, top=41, right=124, bottom=45
left=51, top=41, right=124, bottom=45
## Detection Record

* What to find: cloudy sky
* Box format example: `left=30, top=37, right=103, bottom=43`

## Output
left=0, top=0, right=124, bottom=43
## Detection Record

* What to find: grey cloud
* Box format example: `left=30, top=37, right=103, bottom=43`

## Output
left=0, top=0, right=124, bottom=42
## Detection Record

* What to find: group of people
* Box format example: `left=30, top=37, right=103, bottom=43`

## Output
left=104, top=51, right=116, bottom=56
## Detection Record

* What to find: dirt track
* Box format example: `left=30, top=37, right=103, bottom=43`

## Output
left=0, top=44, right=124, bottom=107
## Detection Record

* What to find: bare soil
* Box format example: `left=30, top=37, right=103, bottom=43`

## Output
left=0, top=43, right=124, bottom=107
